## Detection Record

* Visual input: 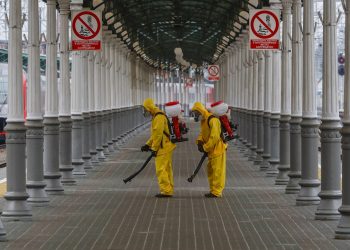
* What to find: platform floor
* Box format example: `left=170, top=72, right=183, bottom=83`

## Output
left=0, top=121, right=349, bottom=250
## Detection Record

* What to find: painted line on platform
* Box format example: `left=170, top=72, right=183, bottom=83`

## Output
left=0, top=178, right=6, bottom=197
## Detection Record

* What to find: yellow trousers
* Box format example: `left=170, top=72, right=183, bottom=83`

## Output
left=207, top=151, right=226, bottom=197
left=155, top=151, right=174, bottom=195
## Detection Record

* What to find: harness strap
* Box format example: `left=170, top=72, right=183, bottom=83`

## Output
left=154, top=112, right=172, bottom=148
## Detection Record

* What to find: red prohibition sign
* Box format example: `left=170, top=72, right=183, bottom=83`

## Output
left=251, top=10, right=279, bottom=39
left=72, top=11, right=101, bottom=40
left=208, top=65, right=219, bottom=76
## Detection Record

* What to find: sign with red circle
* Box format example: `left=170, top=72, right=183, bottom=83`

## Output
left=249, top=9, right=280, bottom=50
left=208, top=65, right=220, bottom=81
left=71, top=10, right=102, bottom=51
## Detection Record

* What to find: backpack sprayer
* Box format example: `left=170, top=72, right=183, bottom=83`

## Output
left=209, top=101, right=239, bottom=142
left=164, top=101, right=189, bottom=143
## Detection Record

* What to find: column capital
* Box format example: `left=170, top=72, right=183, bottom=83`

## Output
left=281, top=0, right=293, bottom=8
left=58, top=0, right=70, bottom=11
left=270, top=0, right=283, bottom=10
left=46, top=0, right=57, bottom=4
left=292, top=0, right=302, bottom=5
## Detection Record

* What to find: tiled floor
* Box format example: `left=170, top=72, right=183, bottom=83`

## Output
left=0, top=121, right=349, bottom=249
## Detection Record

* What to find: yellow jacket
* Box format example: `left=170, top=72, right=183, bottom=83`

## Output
left=192, top=102, right=227, bottom=159
left=144, top=98, right=176, bottom=156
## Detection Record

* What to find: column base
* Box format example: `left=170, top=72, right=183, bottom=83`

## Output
left=103, top=144, right=110, bottom=156
left=26, top=181, right=49, bottom=206
left=297, top=118, right=321, bottom=205
left=315, top=191, right=342, bottom=220
left=266, top=161, right=278, bottom=176
left=0, top=220, right=6, bottom=241
left=45, top=171, right=65, bottom=193
left=248, top=146, right=257, bottom=161
left=275, top=164, right=290, bottom=185
left=335, top=206, right=350, bottom=239
left=26, top=120, right=48, bottom=206
left=112, top=139, right=120, bottom=150
left=43, top=117, right=62, bottom=191
left=83, top=155, right=93, bottom=169
left=108, top=141, right=115, bottom=153
left=288, top=117, right=302, bottom=194
left=4, top=123, right=32, bottom=220
left=296, top=179, right=320, bottom=206
left=260, top=155, right=270, bottom=171
left=2, top=192, right=32, bottom=220
left=97, top=148, right=106, bottom=161
left=60, top=165, right=77, bottom=185
left=316, top=119, right=342, bottom=220
left=243, top=146, right=251, bottom=157
left=239, top=146, right=247, bottom=153
left=90, top=151, right=100, bottom=165
left=73, top=161, right=87, bottom=176
left=285, top=171, right=301, bottom=194
left=59, top=116, right=75, bottom=185
left=254, top=150, right=263, bottom=165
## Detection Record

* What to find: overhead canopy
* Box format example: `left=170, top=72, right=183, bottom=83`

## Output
left=82, top=0, right=266, bottom=69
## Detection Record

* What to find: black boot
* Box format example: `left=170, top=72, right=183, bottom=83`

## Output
left=204, top=193, right=219, bottom=198
left=155, top=193, right=172, bottom=198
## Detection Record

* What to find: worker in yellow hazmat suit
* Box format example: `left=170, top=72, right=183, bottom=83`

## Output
left=191, top=102, right=227, bottom=198
left=141, top=98, right=176, bottom=198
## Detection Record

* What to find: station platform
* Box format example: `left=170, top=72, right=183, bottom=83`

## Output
left=0, top=121, right=349, bottom=250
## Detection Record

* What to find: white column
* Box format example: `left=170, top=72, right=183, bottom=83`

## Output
left=2, top=0, right=32, bottom=220
left=88, top=51, right=99, bottom=165
left=43, top=0, right=64, bottom=193
left=286, top=0, right=303, bottom=193
left=236, top=42, right=242, bottom=138
left=296, top=0, right=321, bottom=206
left=59, top=1, right=79, bottom=180
left=101, top=36, right=109, bottom=156
left=254, top=51, right=265, bottom=164
left=106, top=37, right=112, bottom=112
left=267, top=50, right=281, bottom=176
left=250, top=52, right=259, bottom=157
left=106, top=36, right=115, bottom=153
left=276, top=0, right=292, bottom=185
left=115, top=42, right=122, bottom=108
left=170, top=71, right=174, bottom=101
left=110, top=39, right=118, bottom=148
left=336, top=0, right=350, bottom=238
left=316, top=0, right=342, bottom=220
left=26, top=0, right=49, bottom=205
left=160, top=70, right=165, bottom=108
left=246, top=50, right=253, bottom=148
left=261, top=50, right=272, bottom=170
left=242, top=41, right=249, bottom=144
left=71, top=50, right=85, bottom=175
left=81, top=51, right=92, bottom=169
left=94, top=49, right=105, bottom=161
left=121, top=49, right=126, bottom=107
left=135, top=58, right=140, bottom=105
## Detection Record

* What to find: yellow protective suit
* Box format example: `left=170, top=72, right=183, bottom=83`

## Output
left=143, top=98, right=176, bottom=195
left=192, top=102, right=227, bottom=197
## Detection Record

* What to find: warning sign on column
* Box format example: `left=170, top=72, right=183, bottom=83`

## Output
left=208, top=65, right=220, bottom=81
left=249, top=9, right=280, bottom=50
left=71, top=10, right=102, bottom=51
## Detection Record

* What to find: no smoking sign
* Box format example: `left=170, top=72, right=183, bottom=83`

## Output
left=208, top=65, right=220, bottom=81
left=71, top=10, right=102, bottom=51
left=249, top=9, right=280, bottom=50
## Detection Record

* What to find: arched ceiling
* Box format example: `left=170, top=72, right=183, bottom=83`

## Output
left=82, top=0, right=267, bottom=69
